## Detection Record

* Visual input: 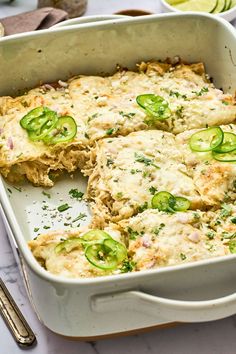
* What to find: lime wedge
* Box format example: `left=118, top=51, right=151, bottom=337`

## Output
left=176, top=0, right=217, bottom=12
left=230, top=0, right=236, bottom=7
left=212, top=0, right=226, bottom=12
left=166, top=0, right=187, bottom=4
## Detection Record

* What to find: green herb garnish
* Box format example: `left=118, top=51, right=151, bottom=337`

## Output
left=134, top=153, right=160, bottom=169
left=69, top=189, right=84, bottom=200
left=229, top=240, right=236, bottom=254
left=149, top=186, right=157, bottom=195
left=72, top=213, right=87, bottom=223
left=127, top=227, right=139, bottom=240
left=121, top=260, right=136, bottom=273
left=119, top=111, right=136, bottom=119
left=42, top=191, right=51, bottom=199
left=57, top=203, right=71, bottom=212
left=43, top=225, right=50, bottom=229
left=106, top=128, right=114, bottom=135
left=180, top=253, right=187, bottom=260
left=192, top=87, right=209, bottom=96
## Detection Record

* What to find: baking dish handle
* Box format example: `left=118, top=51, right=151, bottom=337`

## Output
left=92, top=290, right=236, bottom=322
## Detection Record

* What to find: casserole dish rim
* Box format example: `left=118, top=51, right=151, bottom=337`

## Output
left=1, top=12, right=236, bottom=286
left=0, top=11, right=235, bottom=44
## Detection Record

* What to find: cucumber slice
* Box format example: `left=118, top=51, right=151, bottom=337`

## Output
left=176, top=0, right=217, bottom=12
left=212, top=0, right=226, bottom=13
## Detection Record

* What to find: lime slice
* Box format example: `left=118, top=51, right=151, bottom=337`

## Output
left=176, top=0, right=217, bottom=12
left=230, top=0, right=236, bottom=8
left=166, top=0, right=187, bottom=4
left=212, top=0, right=226, bottom=12
left=224, top=0, right=232, bottom=10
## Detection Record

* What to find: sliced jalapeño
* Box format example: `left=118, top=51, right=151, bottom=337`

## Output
left=189, top=127, right=224, bottom=152
left=136, top=94, right=171, bottom=120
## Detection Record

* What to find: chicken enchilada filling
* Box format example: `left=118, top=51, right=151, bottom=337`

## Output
left=1, top=59, right=236, bottom=277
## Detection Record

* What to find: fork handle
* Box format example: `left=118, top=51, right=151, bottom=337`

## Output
left=0, top=278, right=36, bottom=347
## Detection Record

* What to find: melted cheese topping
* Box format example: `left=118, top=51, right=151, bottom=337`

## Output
left=177, top=125, right=236, bottom=207
left=1, top=61, right=235, bottom=186
left=0, top=86, right=87, bottom=186
left=29, top=204, right=236, bottom=277
left=2, top=60, right=235, bottom=278
left=119, top=209, right=233, bottom=270
left=88, top=130, right=203, bottom=226
left=28, top=226, right=123, bottom=278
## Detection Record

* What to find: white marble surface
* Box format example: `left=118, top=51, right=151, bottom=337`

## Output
left=0, top=1, right=236, bottom=353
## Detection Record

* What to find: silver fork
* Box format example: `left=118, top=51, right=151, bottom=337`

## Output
left=0, top=277, right=36, bottom=347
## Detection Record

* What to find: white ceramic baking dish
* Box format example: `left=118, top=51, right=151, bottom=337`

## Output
left=0, top=13, right=236, bottom=339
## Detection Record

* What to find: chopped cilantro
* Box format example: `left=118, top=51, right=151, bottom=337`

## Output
left=206, top=231, right=215, bottom=240
left=222, top=101, right=229, bottom=105
left=87, top=113, right=98, bottom=123
left=57, top=203, right=71, bottom=212
left=42, top=191, right=51, bottom=199
left=180, top=253, right=187, bottom=260
left=138, top=202, right=148, bottom=213
left=69, top=189, right=84, bottom=200
left=13, top=186, right=22, bottom=192
left=134, top=153, right=160, bottom=169
left=127, top=227, right=139, bottom=240
left=119, top=111, right=136, bottom=119
left=106, top=158, right=114, bottom=167
left=116, top=192, right=123, bottom=199
left=130, top=169, right=142, bottom=174
left=21, top=100, right=30, bottom=108
left=220, top=204, right=232, bottom=218
left=48, top=172, right=56, bottom=181
left=142, top=171, right=149, bottom=178
left=231, top=217, right=236, bottom=224
left=7, top=188, right=12, bottom=194
left=192, top=87, right=209, bottom=96
left=176, top=105, right=184, bottom=118
left=34, top=227, right=39, bottom=232
left=153, top=223, right=165, bottom=236
left=121, top=260, right=136, bottom=273
left=106, top=128, right=114, bottom=135
left=43, top=225, right=50, bottom=229
left=221, top=232, right=236, bottom=240
left=149, top=186, right=157, bottom=195
left=169, top=91, right=187, bottom=100
left=207, top=244, right=214, bottom=252
left=72, top=213, right=87, bottom=223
